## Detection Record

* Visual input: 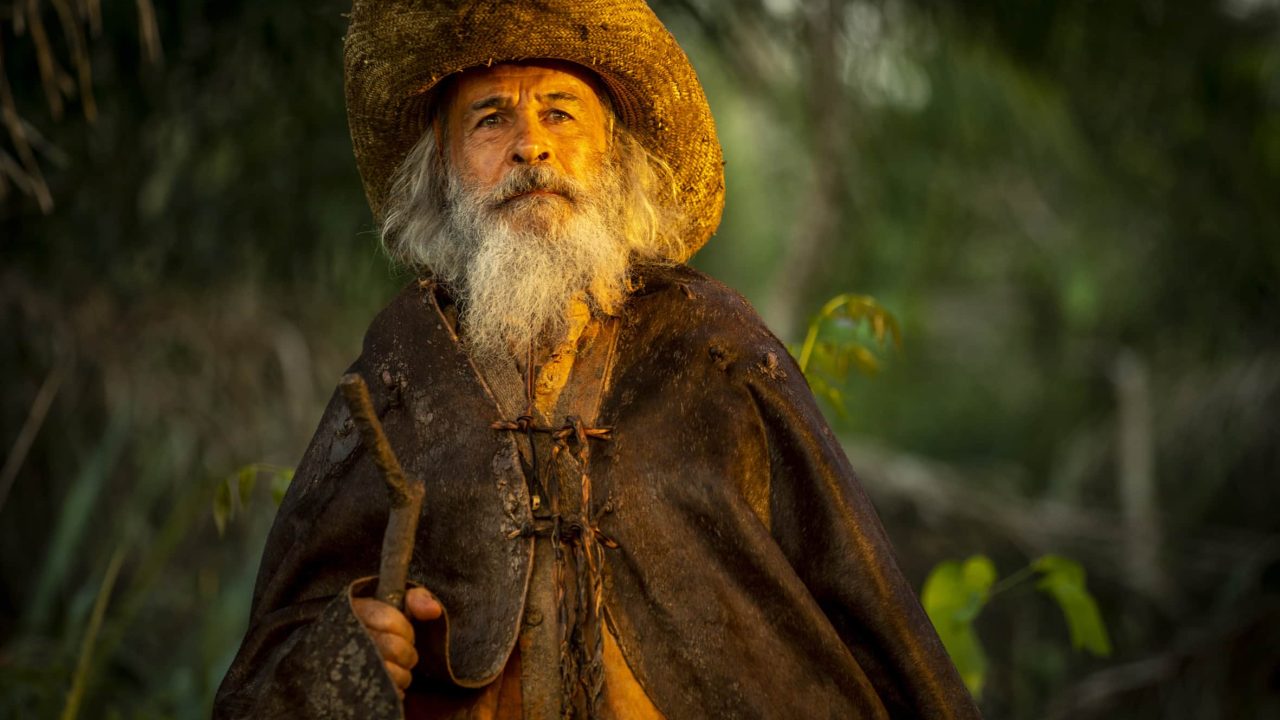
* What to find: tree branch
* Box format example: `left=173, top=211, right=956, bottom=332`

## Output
left=339, top=373, right=424, bottom=609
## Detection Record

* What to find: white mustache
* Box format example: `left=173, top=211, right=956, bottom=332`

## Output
left=485, top=165, right=584, bottom=209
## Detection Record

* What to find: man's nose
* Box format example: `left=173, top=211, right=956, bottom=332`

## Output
left=510, top=117, right=551, bottom=165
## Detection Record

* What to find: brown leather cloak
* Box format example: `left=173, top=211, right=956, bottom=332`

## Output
left=213, top=264, right=981, bottom=719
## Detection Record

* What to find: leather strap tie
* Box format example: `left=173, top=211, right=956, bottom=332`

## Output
left=491, top=416, right=613, bottom=443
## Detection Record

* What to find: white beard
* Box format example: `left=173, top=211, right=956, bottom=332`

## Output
left=424, top=162, right=632, bottom=363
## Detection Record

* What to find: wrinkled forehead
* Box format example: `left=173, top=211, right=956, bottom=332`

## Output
left=434, top=60, right=616, bottom=120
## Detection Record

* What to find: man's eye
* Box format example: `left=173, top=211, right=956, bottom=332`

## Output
left=476, top=114, right=501, bottom=128
left=547, top=109, right=573, bottom=122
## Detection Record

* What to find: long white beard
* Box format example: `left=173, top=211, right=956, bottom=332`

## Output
left=426, top=162, right=632, bottom=363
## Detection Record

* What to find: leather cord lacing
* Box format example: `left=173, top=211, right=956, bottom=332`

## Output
left=490, top=342, right=618, bottom=719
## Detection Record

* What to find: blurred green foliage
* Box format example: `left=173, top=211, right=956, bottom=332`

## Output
left=924, top=555, right=998, bottom=695
left=212, top=464, right=294, bottom=538
left=792, top=292, right=901, bottom=416
left=923, top=554, right=1111, bottom=699
left=3, top=0, right=1279, bottom=718
left=1031, top=555, right=1111, bottom=658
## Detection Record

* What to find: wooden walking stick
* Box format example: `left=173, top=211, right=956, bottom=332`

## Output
left=339, top=372, right=424, bottom=610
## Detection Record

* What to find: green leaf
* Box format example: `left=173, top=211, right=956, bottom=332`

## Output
left=1033, top=555, right=1112, bottom=657
left=824, top=387, right=848, bottom=419
left=959, top=555, right=997, bottom=618
left=840, top=295, right=877, bottom=320
left=849, top=345, right=881, bottom=375
left=236, top=465, right=257, bottom=510
left=212, top=480, right=231, bottom=538
left=812, top=342, right=835, bottom=369
left=922, top=555, right=997, bottom=697
left=271, top=469, right=295, bottom=506
left=793, top=292, right=902, bottom=411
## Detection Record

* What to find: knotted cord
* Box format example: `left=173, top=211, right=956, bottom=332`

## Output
left=490, top=343, right=617, bottom=719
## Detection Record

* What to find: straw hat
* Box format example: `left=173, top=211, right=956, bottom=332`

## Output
left=344, top=0, right=725, bottom=260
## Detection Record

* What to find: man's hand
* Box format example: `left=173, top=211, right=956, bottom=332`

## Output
left=352, top=587, right=443, bottom=695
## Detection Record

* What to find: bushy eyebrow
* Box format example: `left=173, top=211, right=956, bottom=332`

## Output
left=467, top=91, right=584, bottom=114
left=539, top=91, right=582, bottom=105
left=468, top=96, right=511, bottom=113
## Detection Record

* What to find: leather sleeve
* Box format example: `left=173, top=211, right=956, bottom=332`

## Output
left=213, top=577, right=404, bottom=720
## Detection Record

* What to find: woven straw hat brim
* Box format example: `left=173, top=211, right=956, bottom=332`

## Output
left=345, top=0, right=725, bottom=260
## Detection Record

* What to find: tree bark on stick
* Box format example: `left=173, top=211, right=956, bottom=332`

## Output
left=339, top=373, right=424, bottom=610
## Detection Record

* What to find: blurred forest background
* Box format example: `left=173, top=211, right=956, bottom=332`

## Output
left=2, top=0, right=1278, bottom=717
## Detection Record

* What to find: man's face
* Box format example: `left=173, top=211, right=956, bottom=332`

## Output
left=444, top=62, right=611, bottom=225
left=381, top=62, right=661, bottom=359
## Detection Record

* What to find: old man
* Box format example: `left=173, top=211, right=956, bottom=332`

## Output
left=215, top=1, right=980, bottom=718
